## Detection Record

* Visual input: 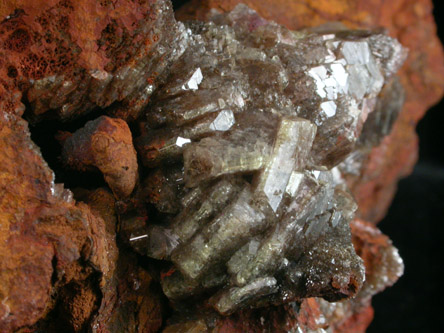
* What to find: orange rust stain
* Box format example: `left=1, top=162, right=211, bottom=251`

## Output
left=160, top=267, right=176, bottom=279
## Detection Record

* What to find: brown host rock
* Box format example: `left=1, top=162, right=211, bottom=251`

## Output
left=0, top=0, right=174, bottom=330
left=0, top=116, right=119, bottom=331
left=0, top=0, right=186, bottom=122
left=60, top=116, right=138, bottom=199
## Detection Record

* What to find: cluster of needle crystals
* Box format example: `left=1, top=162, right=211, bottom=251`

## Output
left=129, top=4, right=407, bottom=315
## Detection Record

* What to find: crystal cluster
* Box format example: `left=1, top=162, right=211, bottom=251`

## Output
left=126, top=4, right=407, bottom=315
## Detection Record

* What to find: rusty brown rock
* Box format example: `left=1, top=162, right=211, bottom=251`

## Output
left=177, top=0, right=444, bottom=223
left=0, top=113, right=120, bottom=331
left=61, top=116, right=138, bottom=199
left=0, top=0, right=185, bottom=122
left=75, top=187, right=118, bottom=235
left=0, top=120, right=103, bottom=331
left=90, top=252, right=164, bottom=333
left=0, top=0, right=165, bottom=331
left=350, top=219, right=404, bottom=298
left=0, top=116, right=65, bottom=331
left=73, top=188, right=163, bottom=333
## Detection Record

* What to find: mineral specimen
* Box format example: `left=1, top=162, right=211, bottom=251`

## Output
left=0, top=0, right=442, bottom=331
left=130, top=3, right=407, bottom=316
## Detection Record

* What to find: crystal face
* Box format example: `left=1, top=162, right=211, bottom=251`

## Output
left=128, top=4, right=407, bottom=315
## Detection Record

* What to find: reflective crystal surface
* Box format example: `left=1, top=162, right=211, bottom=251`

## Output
left=129, top=4, right=407, bottom=316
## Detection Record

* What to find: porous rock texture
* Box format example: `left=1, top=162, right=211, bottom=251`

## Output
left=0, top=0, right=176, bottom=331
left=0, top=1, right=442, bottom=333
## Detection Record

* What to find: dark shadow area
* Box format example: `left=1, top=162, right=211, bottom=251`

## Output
left=368, top=163, right=444, bottom=332
left=25, top=107, right=108, bottom=190
left=172, top=0, right=189, bottom=11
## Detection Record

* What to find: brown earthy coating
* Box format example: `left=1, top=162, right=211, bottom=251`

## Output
left=71, top=188, right=164, bottom=333
left=61, top=116, right=138, bottom=199
left=0, top=1, right=170, bottom=329
left=0, top=0, right=181, bottom=122
left=0, top=1, right=170, bottom=331
left=0, top=115, right=119, bottom=331
left=177, top=0, right=444, bottom=222
left=89, top=252, right=164, bottom=333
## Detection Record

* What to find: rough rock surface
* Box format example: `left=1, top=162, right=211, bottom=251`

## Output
left=0, top=0, right=188, bottom=122
left=0, top=0, right=442, bottom=332
left=0, top=1, right=172, bottom=329
left=0, top=116, right=119, bottom=331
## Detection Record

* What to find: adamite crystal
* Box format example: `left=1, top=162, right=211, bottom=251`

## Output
left=130, top=4, right=407, bottom=316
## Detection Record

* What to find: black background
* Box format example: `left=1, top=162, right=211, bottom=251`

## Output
left=170, top=1, right=444, bottom=331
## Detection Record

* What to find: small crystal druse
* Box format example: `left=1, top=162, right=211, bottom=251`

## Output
left=127, top=4, right=407, bottom=316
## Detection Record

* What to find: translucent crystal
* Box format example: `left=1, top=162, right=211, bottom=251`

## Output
left=128, top=3, right=407, bottom=316
left=171, top=177, right=244, bottom=248
left=183, top=112, right=278, bottom=187
left=171, top=186, right=267, bottom=280
left=182, top=68, right=203, bottom=91
left=253, top=117, right=316, bottom=212
left=210, top=276, right=278, bottom=315
left=209, top=109, right=236, bottom=131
